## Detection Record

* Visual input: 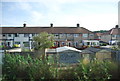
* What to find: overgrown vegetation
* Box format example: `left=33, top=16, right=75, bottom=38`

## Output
left=2, top=54, right=54, bottom=81
left=111, top=45, right=120, bottom=50
left=75, top=59, right=111, bottom=81
left=2, top=54, right=120, bottom=81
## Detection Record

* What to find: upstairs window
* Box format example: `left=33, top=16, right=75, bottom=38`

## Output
left=116, top=35, right=120, bottom=38
left=83, top=34, right=88, bottom=38
left=89, top=34, right=94, bottom=36
left=59, top=34, right=66, bottom=37
left=8, top=34, right=11, bottom=37
left=24, top=34, right=29, bottom=37
left=67, top=34, right=73, bottom=37
left=74, top=34, right=79, bottom=37
left=112, top=35, right=116, bottom=38
left=54, top=34, right=59, bottom=37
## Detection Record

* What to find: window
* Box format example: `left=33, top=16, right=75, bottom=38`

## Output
left=23, top=42, right=29, bottom=47
left=74, top=41, right=78, bottom=46
left=2, top=34, right=6, bottom=37
left=62, top=42, right=65, bottom=45
left=15, top=42, right=20, bottom=44
left=92, top=42, right=96, bottom=45
left=8, top=34, right=11, bottom=37
left=87, top=42, right=90, bottom=45
left=32, top=34, right=35, bottom=37
left=116, top=35, right=120, bottom=37
left=14, top=33, right=19, bottom=37
left=54, top=34, right=59, bottom=37
left=67, top=34, right=73, bottom=37
left=112, top=35, right=116, bottom=37
left=54, top=42, right=56, bottom=46
left=1, top=42, right=4, bottom=45
left=59, top=34, right=66, bottom=37
left=89, top=34, right=94, bottom=36
left=24, top=34, right=29, bottom=37
left=74, top=34, right=79, bottom=37
left=83, top=34, right=88, bottom=37
left=31, top=42, right=35, bottom=49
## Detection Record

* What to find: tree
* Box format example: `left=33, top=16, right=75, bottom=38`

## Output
left=33, top=32, right=54, bottom=59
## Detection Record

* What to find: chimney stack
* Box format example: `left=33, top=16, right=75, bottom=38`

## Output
left=77, top=23, right=80, bottom=27
left=115, top=25, right=119, bottom=28
left=23, top=23, right=26, bottom=27
left=50, top=23, right=53, bottom=27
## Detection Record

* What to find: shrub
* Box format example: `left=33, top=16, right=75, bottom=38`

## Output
left=0, top=45, right=4, bottom=48
left=2, top=54, right=115, bottom=81
left=57, top=67, right=77, bottom=80
left=2, top=54, right=54, bottom=81
left=3, top=54, right=32, bottom=80
left=106, top=61, right=119, bottom=79
left=75, top=59, right=111, bottom=81
left=111, top=46, right=120, bottom=51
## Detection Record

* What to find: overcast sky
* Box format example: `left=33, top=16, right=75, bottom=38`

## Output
left=1, top=0, right=120, bottom=31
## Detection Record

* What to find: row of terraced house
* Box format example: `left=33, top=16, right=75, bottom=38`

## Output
left=0, top=23, right=120, bottom=49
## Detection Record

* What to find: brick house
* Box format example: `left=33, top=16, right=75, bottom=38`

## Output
left=0, top=23, right=97, bottom=49
left=96, top=25, right=120, bottom=45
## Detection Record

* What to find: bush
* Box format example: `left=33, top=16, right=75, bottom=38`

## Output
left=2, top=54, right=115, bottom=81
left=75, top=59, right=111, bottom=81
left=58, top=67, right=77, bottom=80
left=2, top=54, right=54, bottom=81
left=0, top=45, right=4, bottom=48
left=111, top=46, right=120, bottom=51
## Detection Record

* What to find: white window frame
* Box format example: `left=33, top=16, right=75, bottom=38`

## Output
left=24, top=34, right=29, bottom=37
left=83, top=34, right=88, bottom=38
left=8, top=34, right=12, bottom=37
left=74, top=34, right=79, bottom=37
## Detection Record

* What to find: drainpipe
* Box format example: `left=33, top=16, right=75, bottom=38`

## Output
left=29, top=36, right=31, bottom=51
left=13, top=34, right=14, bottom=47
left=110, top=34, right=112, bottom=45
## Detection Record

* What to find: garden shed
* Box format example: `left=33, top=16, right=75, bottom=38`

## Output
left=96, top=49, right=112, bottom=61
left=85, top=47, right=101, bottom=53
left=81, top=47, right=101, bottom=60
left=56, top=46, right=82, bottom=64
left=81, top=49, right=95, bottom=61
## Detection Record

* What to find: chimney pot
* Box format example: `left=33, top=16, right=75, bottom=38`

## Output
left=23, top=23, right=26, bottom=27
left=77, top=23, right=80, bottom=27
left=115, top=25, right=119, bottom=28
left=50, top=23, right=53, bottom=27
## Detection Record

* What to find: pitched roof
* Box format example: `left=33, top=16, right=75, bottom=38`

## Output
left=96, top=33, right=103, bottom=36
left=0, top=26, right=93, bottom=34
left=56, top=46, right=82, bottom=52
left=110, top=27, right=120, bottom=35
